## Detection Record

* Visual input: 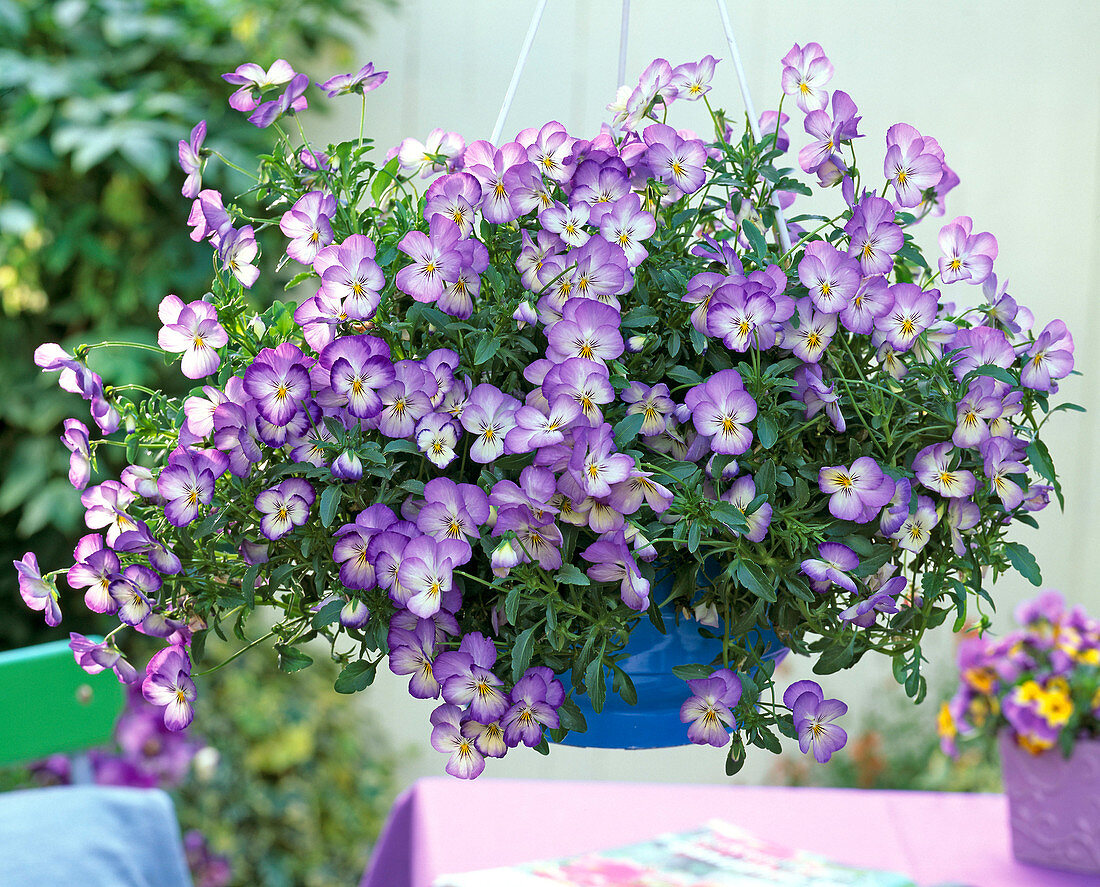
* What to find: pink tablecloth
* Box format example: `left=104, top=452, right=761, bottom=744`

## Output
left=362, top=778, right=1096, bottom=887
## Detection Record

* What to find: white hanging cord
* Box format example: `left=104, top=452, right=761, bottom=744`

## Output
left=490, top=0, right=549, bottom=145
left=715, top=0, right=793, bottom=253
left=617, top=0, right=630, bottom=88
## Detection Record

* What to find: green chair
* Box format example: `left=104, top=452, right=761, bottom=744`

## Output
left=0, top=638, right=125, bottom=769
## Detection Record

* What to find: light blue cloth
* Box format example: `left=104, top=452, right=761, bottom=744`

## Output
left=0, top=785, right=193, bottom=886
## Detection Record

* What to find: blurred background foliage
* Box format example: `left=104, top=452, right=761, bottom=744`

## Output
left=0, top=636, right=401, bottom=887
left=0, top=0, right=388, bottom=651
left=175, top=638, right=400, bottom=887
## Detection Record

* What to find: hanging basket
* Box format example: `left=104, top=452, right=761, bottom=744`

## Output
left=557, top=567, right=787, bottom=749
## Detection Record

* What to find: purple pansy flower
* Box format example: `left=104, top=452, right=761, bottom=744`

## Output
left=892, top=494, right=940, bottom=552
left=69, top=633, right=138, bottom=684
left=243, top=343, right=311, bottom=427
left=109, top=565, right=161, bottom=626
left=680, top=668, right=741, bottom=747
left=782, top=298, right=837, bottom=363
left=217, top=225, right=261, bottom=288
left=222, top=59, right=296, bottom=112
left=248, top=72, right=309, bottom=128
left=642, top=123, right=707, bottom=194
left=875, top=283, right=938, bottom=353
left=397, top=535, right=468, bottom=618
left=845, top=194, right=902, bottom=276
left=793, top=364, right=845, bottom=432
left=430, top=703, right=484, bottom=779
left=280, top=191, right=336, bottom=266
left=799, top=241, right=862, bottom=314
left=142, top=646, right=196, bottom=731
left=781, top=42, right=833, bottom=112
left=913, top=441, right=977, bottom=498
left=501, top=669, right=563, bottom=747
left=938, top=216, right=997, bottom=285
left=884, top=124, right=944, bottom=208
left=157, top=295, right=227, bottom=379
left=178, top=121, right=206, bottom=198
left=14, top=552, right=62, bottom=627
left=840, top=577, right=904, bottom=628
left=948, top=325, right=1015, bottom=381
left=784, top=680, right=848, bottom=763
left=416, top=478, right=490, bottom=557
left=1021, top=320, right=1074, bottom=392
left=395, top=216, right=464, bottom=304
left=389, top=620, right=440, bottom=699
left=424, top=172, right=482, bottom=236
left=314, top=235, right=385, bottom=321
left=460, top=384, right=520, bottom=463
left=818, top=456, right=894, bottom=523
left=980, top=437, right=1028, bottom=511
left=801, top=542, right=859, bottom=594
left=671, top=55, right=719, bottom=101
left=61, top=418, right=92, bottom=490
left=685, top=369, right=757, bottom=455
left=255, top=478, right=315, bottom=540
left=799, top=90, right=862, bottom=176
left=318, top=62, right=388, bottom=97
left=723, top=475, right=772, bottom=542
left=398, top=129, right=466, bottom=178
left=80, top=480, right=138, bottom=546
left=156, top=447, right=228, bottom=527
left=581, top=532, right=650, bottom=610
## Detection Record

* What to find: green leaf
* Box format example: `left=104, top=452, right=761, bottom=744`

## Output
left=511, top=626, right=536, bottom=682
left=611, top=665, right=638, bottom=706
left=666, top=365, right=703, bottom=385
left=742, top=220, right=767, bottom=256
left=613, top=411, right=646, bottom=448
left=284, top=270, right=315, bottom=290
left=671, top=663, right=714, bottom=680
left=755, top=460, right=776, bottom=496
left=311, top=598, right=344, bottom=629
left=1026, top=438, right=1063, bottom=509
left=276, top=645, right=314, bottom=673
left=319, top=484, right=342, bottom=528
left=585, top=656, right=606, bottom=713
left=756, top=415, right=778, bottom=448
left=966, top=364, right=1018, bottom=387
left=334, top=660, right=377, bottom=694
left=687, top=519, right=701, bottom=553
left=504, top=585, right=522, bottom=625
left=557, top=697, right=587, bottom=733
left=783, top=575, right=815, bottom=602
left=724, top=736, right=747, bottom=775
left=814, top=638, right=856, bottom=675
left=737, top=560, right=776, bottom=602
left=554, top=563, right=590, bottom=587
left=1004, top=541, right=1042, bottom=586
left=473, top=336, right=501, bottom=366
left=371, top=156, right=400, bottom=204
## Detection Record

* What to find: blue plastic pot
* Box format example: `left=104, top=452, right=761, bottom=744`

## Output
left=555, top=569, right=787, bottom=749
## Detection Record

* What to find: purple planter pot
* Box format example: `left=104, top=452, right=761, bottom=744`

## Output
left=999, top=731, right=1100, bottom=875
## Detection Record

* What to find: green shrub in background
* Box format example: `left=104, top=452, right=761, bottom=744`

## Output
left=177, top=638, right=399, bottom=887
left=0, top=0, right=384, bottom=650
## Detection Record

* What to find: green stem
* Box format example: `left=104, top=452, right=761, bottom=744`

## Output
left=193, top=629, right=276, bottom=677
left=210, top=150, right=259, bottom=181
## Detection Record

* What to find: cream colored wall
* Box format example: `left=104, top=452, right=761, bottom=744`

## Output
left=303, top=0, right=1100, bottom=787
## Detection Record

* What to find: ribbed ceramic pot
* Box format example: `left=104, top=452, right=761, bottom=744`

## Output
left=999, top=731, right=1100, bottom=874
left=557, top=601, right=787, bottom=750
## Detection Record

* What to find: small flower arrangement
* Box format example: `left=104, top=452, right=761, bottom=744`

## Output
left=15, top=43, right=1078, bottom=778
left=940, top=591, right=1100, bottom=758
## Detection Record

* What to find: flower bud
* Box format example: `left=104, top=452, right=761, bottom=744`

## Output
left=513, top=300, right=537, bottom=329
left=339, top=598, right=370, bottom=628
left=331, top=450, right=363, bottom=481
left=491, top=538, right=520, bottom=577
left=626, top=334, right=647, bottom=353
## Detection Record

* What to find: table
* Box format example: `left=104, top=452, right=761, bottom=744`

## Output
left=362, top=778, right=1096, bottom=887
